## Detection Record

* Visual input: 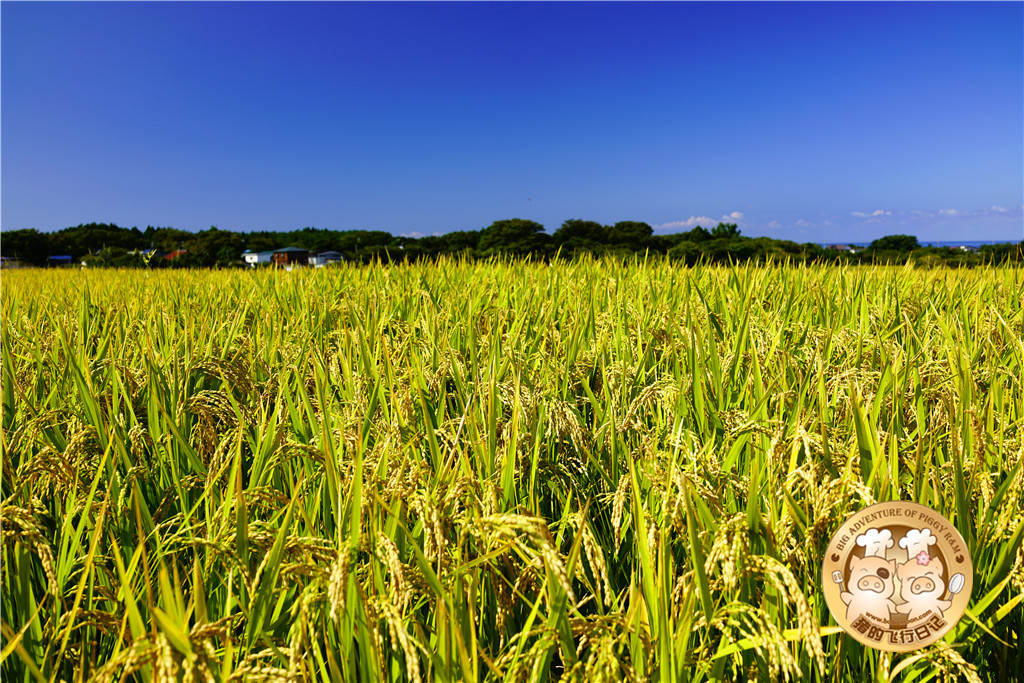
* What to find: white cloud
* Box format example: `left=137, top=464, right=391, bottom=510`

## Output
left=763, top=220, right=782, bottom=229
left=853, top=209, right=891, bottom=218
left=657, top=216, right=716, bottom=230
left=871, top=209, right=891, bottom=217
left=905, top=206, right=1022, bottom=222
left=656, top=211, right=745, bottom=231
left=851, top=211, right=868, bottom=218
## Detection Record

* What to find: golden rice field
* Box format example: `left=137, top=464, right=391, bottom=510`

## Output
left=2, top=260, right=1022, bottom=682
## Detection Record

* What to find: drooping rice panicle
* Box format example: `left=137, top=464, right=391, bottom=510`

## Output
left=2, top=260, right=1021, bottom=681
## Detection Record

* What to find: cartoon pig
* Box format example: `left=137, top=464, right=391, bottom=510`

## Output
left=896, top=553, right=951, bottom=622
left=840, top=555, right=897, bottom=624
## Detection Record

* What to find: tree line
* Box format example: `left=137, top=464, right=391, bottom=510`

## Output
left=1, top=219, right=1021, bottom=267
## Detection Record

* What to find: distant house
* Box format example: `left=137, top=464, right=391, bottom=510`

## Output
left=826, top=244, right=851, bottom=252
left=165, top=250, right=188, bottom=261
left=308, top=250, right=343, bottom=267
left=0, top=256, right=26, bottom=269
left=47, top=255, right=74, bottom=267
left=1, top=256, right=23, bottom=269
left=272, top=246, right=309, bottom=267
left=242, top=249, right=274, bottom=267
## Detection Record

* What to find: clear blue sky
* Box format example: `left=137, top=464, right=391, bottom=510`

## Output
left=3, top=1, right=1022, bottom=242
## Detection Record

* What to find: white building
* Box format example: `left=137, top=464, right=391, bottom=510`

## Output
left=242, top=250, right=273, bottom=267
left=308, top=250, right=343, bottom=267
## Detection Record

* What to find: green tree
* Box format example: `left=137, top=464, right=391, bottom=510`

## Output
left=245, top=235, right=282, bottom=253
left=978, top=242, right=1024, bottom=263
left=667, top=241, right=703, bottom=265
left=478, top=219, right=548, bottom=256
left=607, top=221, right=653, bottom=248
left=143, top=226, right=193, bottom=253
left=186, top=227, right=247, bottom=267
left=0, top=229, right=49, bottom=265
left=711, top=222, right=740, bottom=239
left=440, top=230, right=480, bottom=253
left=48, top=223, right=141, bottom=258
left=681, top=226, right=712, bottom=242
left=554, top=219, right=607, bottom=244
left=332, top=230, right=394, bottom=260
left=418, top=230, right=480, bottom=257
left=869, top=234, right=920, bottom=252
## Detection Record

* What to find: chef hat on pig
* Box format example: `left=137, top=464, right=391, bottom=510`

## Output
left=856, top=528, right=894, bottom=558
left=898, top=528, right=937, bottom=560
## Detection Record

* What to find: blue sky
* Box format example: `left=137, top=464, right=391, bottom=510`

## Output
left=3, top=1, right=1022, bottom=242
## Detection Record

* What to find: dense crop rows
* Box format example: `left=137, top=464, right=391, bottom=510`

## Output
left=2, top=261, right=1022, bottom=681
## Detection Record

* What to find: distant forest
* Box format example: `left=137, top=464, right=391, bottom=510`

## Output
left=2, top=219, right=1021, bottom=267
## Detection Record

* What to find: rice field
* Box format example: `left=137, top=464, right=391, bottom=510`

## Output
left=2, top=259, right=1022, bottom=682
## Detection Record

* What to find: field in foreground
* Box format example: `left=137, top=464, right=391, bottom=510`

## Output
left=2, top=261, right=1022, bottom=682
